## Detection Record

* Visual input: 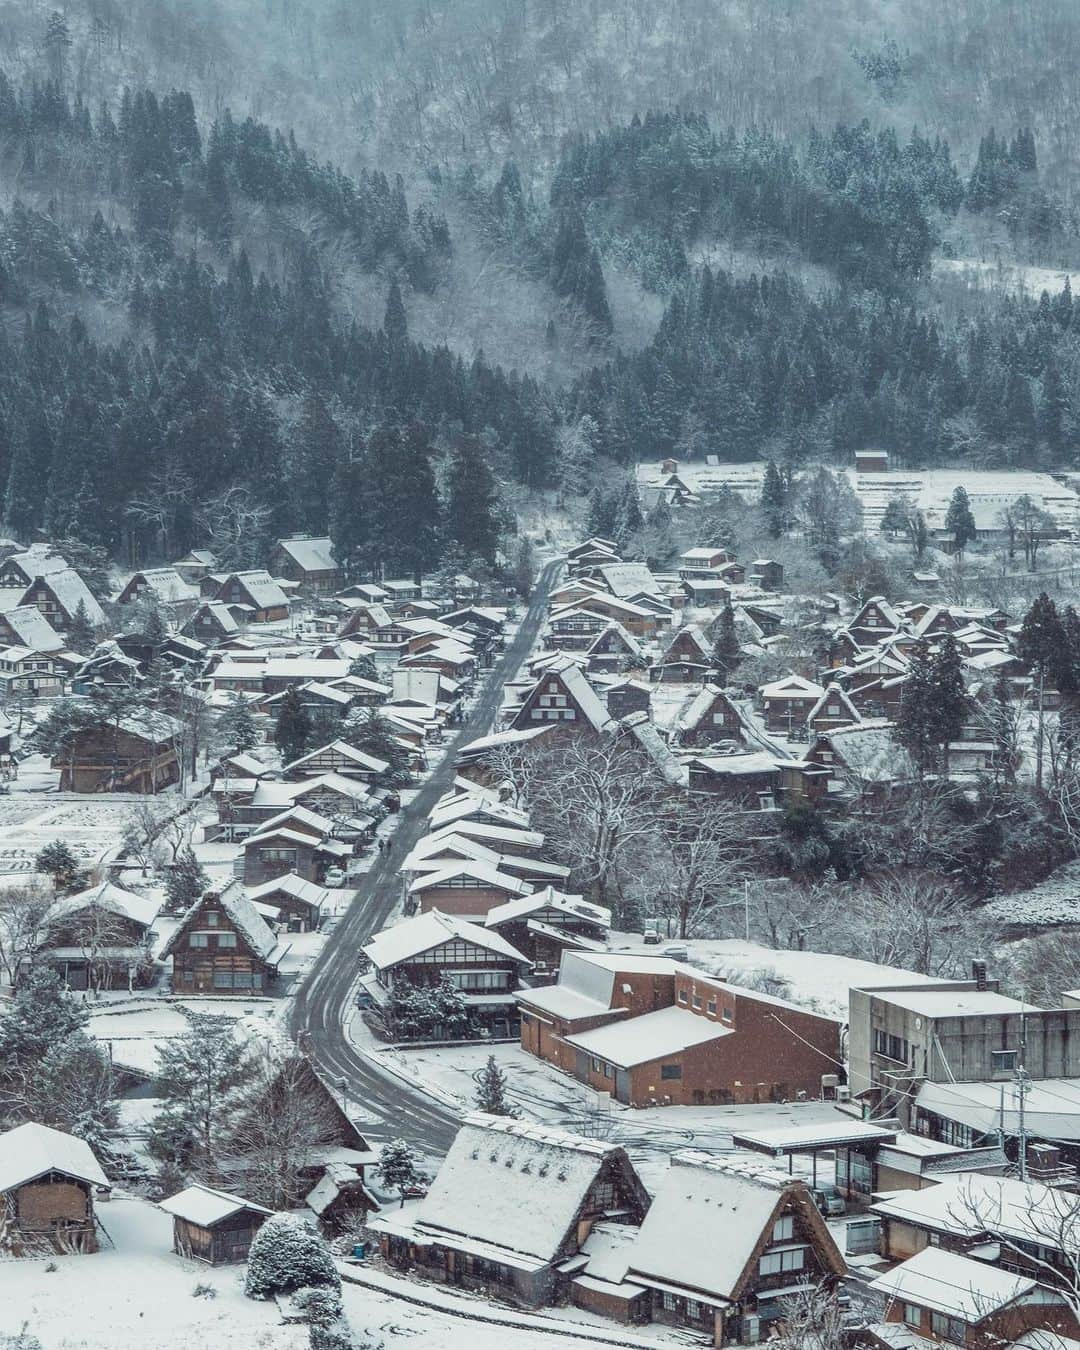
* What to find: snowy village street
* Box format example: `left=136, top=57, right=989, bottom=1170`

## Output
left=289, top=559, right=564, bottom=1160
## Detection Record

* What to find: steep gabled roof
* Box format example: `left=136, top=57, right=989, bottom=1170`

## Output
left=27, top=570, right=105, bottom=626
left=0, top=1122, right=109, bottom=1193
left=0, top=604, right=64, bottom=652
left=805, top=682, right=862, bottom=726
left=404, top=1113, right=638, bottom=1268
left=275, top=536, right=336, bottom=573
left=363, top=909, right=530, bottom=970
left=285, top=740, right=389, bottom=777
left=760, top=673, right=825, bottom=700
left=245, top=874, right=331, bottom=911
left=127, top=569, right=199, bottom=605
left=586, top=623, right=644, bottom=660
left=627, top=1153, right=844, bottom=1303
left=662, top=623, right=711, bottom=662
left=160, top=887, right=277, bottom=962
left=222, top=571, right=289, bottom=611
left=675, top=683, right=740, bottom=735
left=49, top=881, right=160, bottom=931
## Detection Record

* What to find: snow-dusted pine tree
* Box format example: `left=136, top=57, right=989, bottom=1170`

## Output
left=245, top=1213, right=340, bottom=1300
left=474, top=1055, right=518, bottom=1117
left=375, top=1138, right=420, bottom=1207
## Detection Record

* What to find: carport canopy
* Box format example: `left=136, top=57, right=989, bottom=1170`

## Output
left=730, top=1120, right=897, bottom=1188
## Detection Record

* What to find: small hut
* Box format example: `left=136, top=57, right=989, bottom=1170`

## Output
left=159, top=1184, right=272, bottom=1265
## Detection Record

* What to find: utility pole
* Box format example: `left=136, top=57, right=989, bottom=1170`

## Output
left=1035, top=667, right=1045, bottom=791
left=744, top=877, right=750, bottom=942
left=1016, top=1010, right=1030, bottom=1182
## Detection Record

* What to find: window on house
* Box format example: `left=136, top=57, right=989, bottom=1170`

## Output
left=213, top=970, right=234, bottom=989
left=772, top=1216, right=794, bottom=1243
left=677, top=990, right=688, bottom=1004
left=216, top=932, right=237, bottom=949
left=661, top=1292, right=677, bottom=1311
left=189, top=933, right=209, bottom=948
left=207, top=913, right=218, bottom=926
left=759, top=1247, right=805, bottom=1276
left=902, top=1304, right=922, bottom=1329
left=991, top=1049, right=1018, bottom=1073
left=721, top=1006, right=733, bottom=1022
left=930, top=1312, right=964, bottom=1342
left=660, top=1064, right=682, bottom=1080
left=706, top=999, right=717, bottom=1016
left=692, top=994, right=702, bottom=1009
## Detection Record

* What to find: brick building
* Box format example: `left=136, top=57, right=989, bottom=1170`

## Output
left=519, top=953, right=840, bottom=1107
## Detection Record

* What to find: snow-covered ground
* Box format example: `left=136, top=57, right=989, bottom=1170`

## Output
left=0, top=791, right=139, bottom=877
left=0, top=1194, right=308, bottom=1350
left=979, top=861, right=1080, bottom=930
left=936, top=255, right=1080, bottom=299
left=369, top=1037, right=847, bottom=1193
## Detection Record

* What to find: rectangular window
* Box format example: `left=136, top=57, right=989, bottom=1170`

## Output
left=216, top=932, right=237, bottom=949
left=903, top=1304, right=922, bottom=1329
left=706, top=999, right=717, bottom=1016
left=760, top=1247, right=805, bottom=1275
left=213, top=970, right=234, bottom=989
left=677, top=989, right=688, bottom=1004
left=189, top=933, right=209, bottom=948
left=991, top=1049, right=1018, bottom=1073
left=930, top=1312, right=964, bottom=1342
left=232, top=971, right=253, bottom=988
left=692, top=994, right=702, bottom=1009
left=721, top=1006, right=733, bottom=1022
left=660, top=1064, right=682, bottom=1080
left=772, top=1216, right=794, bottom=1243
left=206, top=913, right=218, bottom=926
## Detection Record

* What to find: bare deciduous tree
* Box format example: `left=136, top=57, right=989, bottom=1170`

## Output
left=0, top=881, right=58, bottom=985
left=219, top=1048, right=341, bottom=1210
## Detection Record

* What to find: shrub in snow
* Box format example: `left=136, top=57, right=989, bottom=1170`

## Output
left=293, top=1285, right=343, bottom=1326
left=245, top=1213, right=340, bottom=1300
left=192, top=1281, right=217, bottom=1299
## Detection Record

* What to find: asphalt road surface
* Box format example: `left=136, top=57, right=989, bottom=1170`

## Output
left=290, top=558, right=563, bottom=1160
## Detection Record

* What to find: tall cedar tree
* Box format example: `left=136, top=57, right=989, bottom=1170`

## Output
left=894, top=639, right=967, bottom=775
left=446, top=436, right=500, bottom=564
left=944, top=486, right=977, bottom=552
left=274, top=686, right=311, bottom=765
left=760, top=461, right=787, bottom=536
left=711, top=603, right=741, bottom=679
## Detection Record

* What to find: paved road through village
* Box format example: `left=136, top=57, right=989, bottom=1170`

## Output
left=290, top=558, right=563, bottom=1159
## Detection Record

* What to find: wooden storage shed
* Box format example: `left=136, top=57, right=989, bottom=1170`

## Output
left=159, top=1184, right=272, bottom=1264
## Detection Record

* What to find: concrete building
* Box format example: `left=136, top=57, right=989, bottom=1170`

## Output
left=849, top=968, right=1080, bottom=1125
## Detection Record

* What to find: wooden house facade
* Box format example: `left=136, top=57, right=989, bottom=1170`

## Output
left=54, top=713, right=182, bottom=793
left=0, top=1123, right=110, bottom=1255
left=161, top=888, right=280, bottom=994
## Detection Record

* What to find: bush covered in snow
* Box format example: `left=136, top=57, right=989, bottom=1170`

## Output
left=244, top=1212, right=340, bottom=1300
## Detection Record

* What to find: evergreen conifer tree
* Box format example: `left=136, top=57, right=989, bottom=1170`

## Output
left=445, top=437, right=500, bottom=564
left=165, top=845, right=209, bottom=916
left=944, top=485, right=976, bottom=553
left=383, top=277, right=408, bottom=346
left=474, top=1055, right=518, bottom=1117
left=711, top=603, right=741, bottom=680
left=0, top=968, right=87, bottom=1069
left=375, top=1138, right=421, bottom=1207
left=274, top=686, right=311, bottom=766
left=67, top=599, right=96, bottom=654
left=218, top=693, right=259, bottom=752
left=760, top=461, right=787, bottom=537
left=149, top=1013, right=246, bottom=1170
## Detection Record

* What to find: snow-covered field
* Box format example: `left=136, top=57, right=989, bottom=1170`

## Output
left=0, top=1195, right=308, bottom=1350
left=0, top=1193, right=672, bottom=1350
left=936, top=255, right=1080, bottom=299
left=0, top=791, right=139, bottom=876
left=980, top=861, right=1080, bottom=930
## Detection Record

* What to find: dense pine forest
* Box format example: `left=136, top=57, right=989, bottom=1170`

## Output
left=0, top=3, right=1080, bottom=570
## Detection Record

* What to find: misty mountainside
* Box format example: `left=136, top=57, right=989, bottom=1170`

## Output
left=0, top=0, right=1079, bottom=571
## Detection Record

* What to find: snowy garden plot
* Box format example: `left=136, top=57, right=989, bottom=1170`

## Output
left=0, top=798, right=139, bottom=874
